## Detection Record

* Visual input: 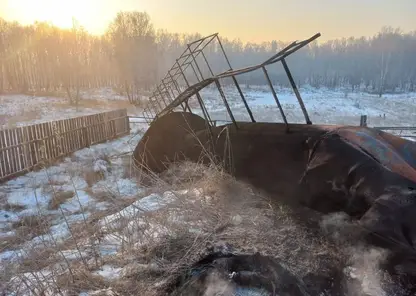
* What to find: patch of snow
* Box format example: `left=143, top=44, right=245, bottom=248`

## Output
left=0, top=230, right=16, bottom=239
left=94, top=264, right=122, bottom=280
left=197, top=85, right=416, bottom=127
left=7, top=188, right=51, bottom=209
left=0, top=249, right=23, bottom=263
left=0, top=210, right=20, bottom=223
left=93, top=159, right=110, bottom=174
left=59, top=249, right=89, bottom=261
left=98, top=234, right=123, bottom=256
left=29, top=222, right=71, bottom=246
left=93, top=202, right=110, bottom=211
left=60, top=190, right=94, bottom=213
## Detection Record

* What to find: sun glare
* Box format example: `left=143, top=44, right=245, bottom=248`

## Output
left=6, top=0, right=97, bottom=31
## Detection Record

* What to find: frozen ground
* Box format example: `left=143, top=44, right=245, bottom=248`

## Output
left=0, top=88, right=141, bottom=129
left=0, top=86, right=415, bottom=295
left=195, top=85, right=416, bottom=128
left=0, top=120, right=150, bottom=293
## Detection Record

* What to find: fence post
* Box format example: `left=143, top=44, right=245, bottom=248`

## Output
left=83, top=122, right=90, bottom=148
left=111, top=119, right=116, bottom=139
left=360, top=115, right=368, bottom=127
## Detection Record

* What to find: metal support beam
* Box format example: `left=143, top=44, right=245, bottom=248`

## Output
left=187, top=45, right=205, bottom=81
left=232, top=76, right=255, bottom=122
left=262, top=66, right=288, bottom=129
left=156, top=86, right=169, bottom=107
left=281, top=58, right=312, bottom=125
left=216, top=35, right=233, bottom=70
left=216, top=35, right=255, bottom=123
left=177, top=61, right=214, bottom=137
left=167, top=72, right=188, bottom=112
left=200, top=51, right=215, bottom=77
left=215, top=79, right=238, bottom=129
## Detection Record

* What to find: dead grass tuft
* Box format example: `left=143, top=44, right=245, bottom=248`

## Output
left=48, top=190, right=75, bottom=210
left=84, top=169, right=105, bottom=187
left=0, top=149, right=346, bottom=295
left=12, top=215, right=52, bottom=240
left=56, top=264, right=110, bottom=295
left=2, top=202, right=26, bottom=212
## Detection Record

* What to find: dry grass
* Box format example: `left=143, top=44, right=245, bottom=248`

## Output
left=0, top=153, right=346, bottom=295
left=48, top=191, right=75, bottom=210
left=84, top=170, right=105, bottom=187
left=2, top=202, right=26, bottom=212
left=97, top=161, right=344, bottom=295
left=12, top=215, right=52, bottom=239
left=55, top=264, right=110, bottom=295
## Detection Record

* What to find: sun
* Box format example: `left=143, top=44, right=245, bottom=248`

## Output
left=6, top=0, right=97, bottom=31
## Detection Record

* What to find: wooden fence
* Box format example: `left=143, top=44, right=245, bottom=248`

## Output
left=0, top=109, right=130, bottom=181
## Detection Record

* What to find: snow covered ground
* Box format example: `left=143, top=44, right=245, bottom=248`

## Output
left=0, top=120, right=149, bottom=294
left=0, top=88, right=142, bottom=129
left=0, top=86, right=415, bottom=294
left=196, top=85, right=416, bottom=128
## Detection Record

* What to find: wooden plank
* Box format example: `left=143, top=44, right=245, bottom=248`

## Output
left=43, top=122, right=50, bottom=160
left=56, top=120, right=62, bottom=156
left=40, top=123, right=47, bottom=161
left=12, top=128, right=19, bottom=174
left=71, top=118, right=77, bottom=152
left=90, top=115, right=94, bottom=145
left=6, top=129, right=16, bottom=176
left=46, top=122, right=53, bottom=160
left=8, top=129, right=17, bottom=174
left=64, top=119, right=69, bottom=154
left=85, top=116, right=90, bottom=147
left=97, top=114, right=102, bottom=143
left=76, top=117, right=81, bottom=150
left=22, top=126, right=32, bottom=169
left=91, top=115, right=95, bottom=144
left=100, top=113, right=105, bottom=142
left=90, top=115, right=95, bottom=145
left=97, top=113, right=102, bottom=143
left=0, top=130, right=6, bottom=178
left=75, top=117, right=81, bottom=150
left=76, top=117, right=82, bottom=150
left=17, top=128, right=25, bottom=171
left=16, top=128, right=25, bottom=172
left=50, top=121, right=56, bottom=159
left=34, top=124, right=40, bottom=161
left=3, top=129, right=10, bottom=177
left=61, top=120, right=67, bottom=155
left=67, top=118, right=73, bottom=152
left=51, top=121, right=58, bottom=159
left=38, top=123, right=46, bottom=161
left=104, top=112, right=110, bottom=139
left=28, top=125, right=37, bottom=166
left=35, top=123, right=41, bottom=161
left=65, top=119, right=71, bottom=153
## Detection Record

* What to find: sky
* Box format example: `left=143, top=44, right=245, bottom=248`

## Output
left=0, top=0, right=415, bottom=42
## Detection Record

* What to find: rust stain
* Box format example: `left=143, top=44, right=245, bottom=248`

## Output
left=336, top=127, right=416, bottom=183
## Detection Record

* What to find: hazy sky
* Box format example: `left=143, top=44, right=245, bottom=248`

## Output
left=0, top=0, right=415, bottom=42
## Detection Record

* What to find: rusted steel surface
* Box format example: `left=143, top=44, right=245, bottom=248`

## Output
left=332, top=127, right=416, bottom=183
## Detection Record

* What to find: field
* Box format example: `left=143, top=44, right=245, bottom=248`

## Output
left=0, top=86, right=415, bottom=295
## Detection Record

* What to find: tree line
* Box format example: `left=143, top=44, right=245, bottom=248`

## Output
left=1, top=11, right=415, bottom=103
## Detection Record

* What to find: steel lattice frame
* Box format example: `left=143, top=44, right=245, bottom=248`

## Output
left=138, top=32, right=321, bottom=131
